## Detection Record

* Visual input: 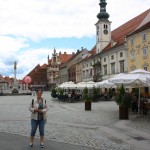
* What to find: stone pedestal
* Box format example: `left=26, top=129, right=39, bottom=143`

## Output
left=12, top=81, right=19, bottom=94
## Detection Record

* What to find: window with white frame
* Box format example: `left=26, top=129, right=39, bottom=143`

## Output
left=97, top=31, right=99, bottom=35
left=130, top=38, right=134, bottom=46
left=111, top=63, right=115, bottom=74
left=104, top=57, right=106, bottom=62
left=89, top=69, right=92, bottom=76
left=143, top=63, right=148, bottom=71
left=83, top=64, right=85, bottom=68
left=142, top=33, right=146, bottom=42
left=104, top=24, right=108, bottom=29
left=83, top=71, right=85, bottom=79
left=111, top=55, right=114, bottom=60
left=86, top=70, right=88, bottom=78
left=142, top=47, right=148, bottom=57
left=120, top=52, right=123, bottom=57
left=120, top=60, right=124, bottom=73
left=143, top=66, right=148, bottom=71
left=103, top=65, right=107, bottom=75
left=130, top=51, right=135, bottom=60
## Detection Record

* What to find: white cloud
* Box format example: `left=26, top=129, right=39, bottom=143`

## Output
left=6, top=47, right=75, bottom=79
left=0, top=0, right=98, bottom=39
left=0, top=36, right=28, bottom=53
left=0, top=0, right=150, bottom=79
left=0, top=0, right=149, bottom=39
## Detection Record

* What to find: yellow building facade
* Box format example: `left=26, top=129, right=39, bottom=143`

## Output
left=127, top=22, right=150, bottom=72
left=127, top=22, right=150, bottom=96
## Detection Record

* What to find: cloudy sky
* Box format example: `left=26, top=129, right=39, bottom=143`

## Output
left=0, top=0, right=149, bottom=79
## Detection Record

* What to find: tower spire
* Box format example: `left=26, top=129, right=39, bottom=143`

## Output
left=97, top=0, right=109, bottom=20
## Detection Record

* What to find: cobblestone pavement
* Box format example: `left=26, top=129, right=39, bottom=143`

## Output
left=0, top=92, right=150, bottom=150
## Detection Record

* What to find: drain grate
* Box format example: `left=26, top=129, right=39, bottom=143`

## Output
left=132, top=136, right=147, bottom=141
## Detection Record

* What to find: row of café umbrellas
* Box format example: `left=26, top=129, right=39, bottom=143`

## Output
left=58, top=69, right=150, bottom=90
left=58, top=81, right=97, bottom=89
left=57, top=69, right=150, bottom=114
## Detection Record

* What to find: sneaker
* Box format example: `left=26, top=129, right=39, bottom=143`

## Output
left=40, top=143, right=44, bottom=148
left=29, top=143, right=33, bottom=148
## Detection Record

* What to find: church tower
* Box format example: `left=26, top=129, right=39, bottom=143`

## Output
left=95, top=0, right=111, bottom=54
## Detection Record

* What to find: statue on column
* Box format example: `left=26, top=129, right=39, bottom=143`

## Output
left=12, top=61, right=19, bottom=93
left=14, top=61, right=17, bottom=70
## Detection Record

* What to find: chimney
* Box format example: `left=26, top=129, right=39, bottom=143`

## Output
left=64, top=52, right=66, bottom=55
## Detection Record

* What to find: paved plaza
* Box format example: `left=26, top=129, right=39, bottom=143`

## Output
left=0, top=92, right=150, bottom=150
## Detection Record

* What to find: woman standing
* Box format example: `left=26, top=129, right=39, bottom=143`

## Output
left=29, top=90, right=48, bottom=148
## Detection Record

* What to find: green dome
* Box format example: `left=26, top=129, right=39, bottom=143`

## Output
left=97, top=0, right=110, bottom=20
left=97, top=12, right=109, bottom=19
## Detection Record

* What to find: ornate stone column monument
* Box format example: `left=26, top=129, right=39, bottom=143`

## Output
left=12, top=61, right=19, bottom=93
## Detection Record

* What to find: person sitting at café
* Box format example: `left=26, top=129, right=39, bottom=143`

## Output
left=131, top=94, right=138, bottom=113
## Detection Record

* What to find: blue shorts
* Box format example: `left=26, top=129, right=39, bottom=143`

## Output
left=30, top=119, right=46, bottom=136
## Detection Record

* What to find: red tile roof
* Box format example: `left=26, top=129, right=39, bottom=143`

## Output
left=127, top=21, right=150, bottom=37
left=58, top=53, right=73, bottom=63
left=89, top=45, right=96, bottom=54
left=102, top=9, right=150, bottom=52
left=41, top=63, right=47, bottom=69
left=111, top=9, right=150, bottom=43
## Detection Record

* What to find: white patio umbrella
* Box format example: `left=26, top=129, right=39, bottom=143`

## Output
left=77, top=82, right=87, bottom=89
left=58, top=81, right=78, bottom=89
left=77, top=81, right=96, bottom=89
left=86, top=81, right=97, bottom=89
left=96, top=73, right=125, bottom=88
left=109, top=69, right=150, bottom=114
left=146, top=77, right=150, bottom=85
left=96, top=79, right=116, bottom=88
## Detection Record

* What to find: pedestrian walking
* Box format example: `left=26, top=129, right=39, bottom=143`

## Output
left=29, top=90, right=49, bottom=148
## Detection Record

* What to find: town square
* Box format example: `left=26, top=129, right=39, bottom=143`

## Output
left=0, top=0, right=150, bottom=149
left=0, top=92, right=150, bottom=150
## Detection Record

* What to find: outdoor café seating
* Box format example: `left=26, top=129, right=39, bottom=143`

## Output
left=143, top=101, right=150, bottom=115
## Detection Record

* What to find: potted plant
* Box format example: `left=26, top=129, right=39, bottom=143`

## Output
left=92, top=86, right=99, bottom=102
left=51, top=88, right=57, bottom=98
left=57, top=88, right=65, bottom=101
left=115, top=84, right=132, bottom=119
left=83, top=87, right=92, bottom=111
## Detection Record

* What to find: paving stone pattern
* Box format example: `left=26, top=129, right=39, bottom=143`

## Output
left=0, top=92, right=150, bottom=150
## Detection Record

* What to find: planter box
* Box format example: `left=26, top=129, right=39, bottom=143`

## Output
left=119, top=106, right=129, bottom=120
left=85, top=101, right=91, bottom=111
